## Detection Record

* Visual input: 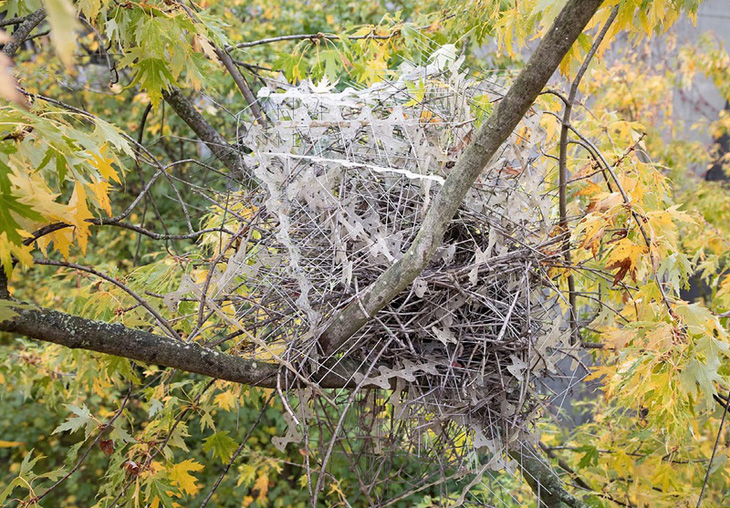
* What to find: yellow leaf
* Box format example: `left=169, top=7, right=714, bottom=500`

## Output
left=43, top=0, right=80, bottom=70
left=68, top=183, right=94, bottom=254
left=89, top=149, right=120, bottom=184
left=214, top=390, right=238, bottom=411
left=606, top=327, right=634, bottom=350
left=87, top=179, right=112, bottom=215
left=254, top=473, right=269, bottom=500
left=576, top=181, right=602, bottom=197
left=0, top=440, right=24, bottom=448
left=168, top=459, right=204, bottom=496
left=0, top=232, right=34, bottom=274
left=606, top=238, right=647, bottom=284
left=193, top=35, right=220, bottom=64
left=609, top=239, right=646, bottom=269
left=45, top=228, right=74, bottom=259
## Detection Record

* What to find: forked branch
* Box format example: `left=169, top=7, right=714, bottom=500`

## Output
left=318, top=0, right=605, bottom=356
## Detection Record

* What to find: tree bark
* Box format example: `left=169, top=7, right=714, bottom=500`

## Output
left=2, top=8, right=45, bottom=57
left=510, top=443, right=588, bottom=508
left=318, top=0, right=605, bottom=356
left=0, top=301, right=352, bottom=389
left=162, top=87, right=249, bottom=181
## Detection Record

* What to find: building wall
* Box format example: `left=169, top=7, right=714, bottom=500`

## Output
left=672, top=0, right=729, bottom=145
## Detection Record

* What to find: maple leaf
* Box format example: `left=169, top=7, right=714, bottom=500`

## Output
left=214, top=389, right=238, bottom=411
left=0, top=233, right=33, bottom=275
left=579, top=217, right=607, bottom=258
left=88, top=148, right=121, bottom=184
left=203, top=431, right=238, bottom=464
left=168, top=459, right=204, bottom=496
left=67, top=183, right=94, bottom=254
left=124, top=57, right=178, bottom=109
left=254, top=472, right=269, bottom=500
left=52, top=404, right=97, bottom=438
left=87, top=179, right=112, bottom=215
left=44, top=228, right=74, bottom=259
left=606, top=239, right=647, bottom=285
left=0, top=186, right=44, bottom=245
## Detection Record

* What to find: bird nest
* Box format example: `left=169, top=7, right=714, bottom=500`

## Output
left=180, top=48, right=572, bottom=494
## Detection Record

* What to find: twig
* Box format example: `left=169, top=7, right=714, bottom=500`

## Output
left=558, top=5, right=619, bottom=344
left=33, top=258, right=181, bottom=340
left=0, top=16, right=27, bottom=27
left=215, top=48, right=267, bottom=126
left=548, top=114, right=676, bottom=317
left=199, top=392, right=276, bottom=507
left=697, top=389, right=730, bottom=507
left=229, top=29, right=400, bottom=50
left=30, top=388, right=133, bottom=504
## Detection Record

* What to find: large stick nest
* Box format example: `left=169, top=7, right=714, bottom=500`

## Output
left=173, top=49, right=573, bottom=494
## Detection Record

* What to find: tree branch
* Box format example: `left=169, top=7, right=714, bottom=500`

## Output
left=229, top=30, right=398, bottom=50
left=318, top=0, right=605, bottom=356
left=214, top=47, right=267, bottom=126
left=162, top=87, right=249, bottom=181
left=2, top=8, right=45, bottom=57
left=559, top=5, right=619, bottom=344
left=0, top=301, right=353, bottom=389
left=510, top=443, right=588, bottom=508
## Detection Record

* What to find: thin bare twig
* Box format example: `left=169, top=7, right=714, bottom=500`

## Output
left=697, top=389, right=730, bottom=507
left=33, top=258, right=181, bottom=340
left=30, top=388, right=133, bottom=504
left=229, top=29, right=400, bottom=50
left=199, top=392, right=276, bottom=508
left=558, top=5, right=619, bottom=344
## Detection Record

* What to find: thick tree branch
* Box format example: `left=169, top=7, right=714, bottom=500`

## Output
left=510, top=443, right=588, bottom=508
left=0, top=269, right=8, bottom=299
left=2, top=8, right=45, bottom=57
left=318, top=0, right=605, bottom=356
left=0, top=301, right=352, bottom=389
left=162, top=87, right=248, bottom=181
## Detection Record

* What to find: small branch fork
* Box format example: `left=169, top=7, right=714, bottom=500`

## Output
left=317, top=0, right=605, bottom=358
left=560, top=121, right=676, bottom=318
left=1, top=8, right=46, bottom=57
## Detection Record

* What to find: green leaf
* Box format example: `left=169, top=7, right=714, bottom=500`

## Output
left=52, top=404, right=96, bottom=438
left=576, top=445, right=599, bottom=468
left=94, top=118, right=134, bottom=158
left=0, top=301, right=34, bottom=323
left=144, top=476, right=177, bottom=507
left=125, top=57, right=178, bottom=109
left=203, top=431, right=238, bottom=464
left=0, top=478, right=23, bottom=505
left=20, top=449, right=45, bottom=477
